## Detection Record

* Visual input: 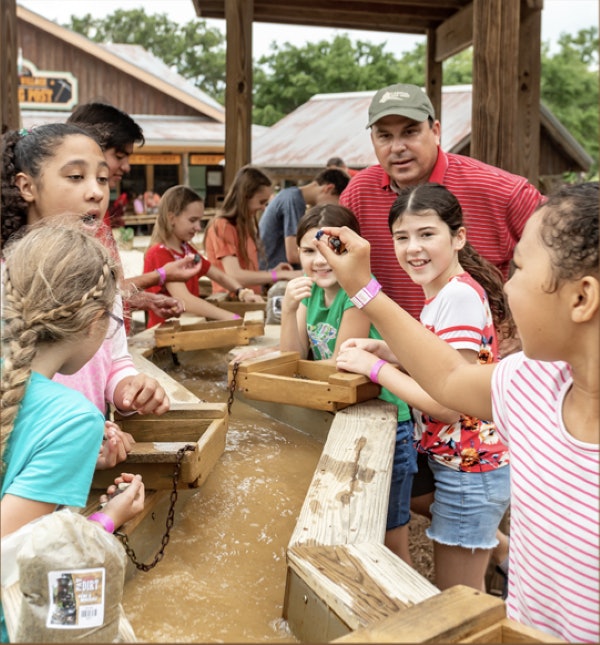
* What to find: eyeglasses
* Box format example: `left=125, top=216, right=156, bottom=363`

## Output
left=105, top=310, right=124, bottom=339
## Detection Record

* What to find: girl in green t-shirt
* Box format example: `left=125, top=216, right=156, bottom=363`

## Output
left=280, top=204, right=417, bottom=565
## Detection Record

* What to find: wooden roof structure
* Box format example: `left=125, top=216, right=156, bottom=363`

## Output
left=2, top=1, right=545, bottom=188
left=192, top=0, right=544, bottom=188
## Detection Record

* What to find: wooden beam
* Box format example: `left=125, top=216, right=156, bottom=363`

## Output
left=426, top=30, right=443, bottom=121
left=434, top=1, right=473, bottom=61
left=516, top=0, right=542, bottom=185
left=1, top=0, right=20, bottom=132
left=471, top=0, right=521, bottom=172
left=224, top=0, right=253, bottom=189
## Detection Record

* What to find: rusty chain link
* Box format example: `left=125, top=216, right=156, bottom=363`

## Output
left=227, top=360, right=240, bottom=414
left=114, top=444, right=195, bottom=571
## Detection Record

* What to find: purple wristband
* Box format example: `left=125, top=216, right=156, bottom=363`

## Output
left=156, top=266, right=167, bottom=286
left=88, top=511, right=115, bottom=533
left=271, top=269, right=278, bottom=282
left=232, top=314, right=242, bottom=320
left=369, top=359, right=387, bottom=384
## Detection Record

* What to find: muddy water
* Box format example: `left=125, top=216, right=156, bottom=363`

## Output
left=121, top=348, right=323, bottom=643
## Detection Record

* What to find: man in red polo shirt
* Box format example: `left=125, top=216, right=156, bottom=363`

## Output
left=340, top=83, right=544, bottom=320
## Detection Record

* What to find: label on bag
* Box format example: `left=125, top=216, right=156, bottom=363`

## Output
left=46, top=568, right=105, bottom=629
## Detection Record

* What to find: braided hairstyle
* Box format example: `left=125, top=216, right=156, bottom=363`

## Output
left=388, top=183, right=515, bottom=339
left=1, top=123, right=100, bottom=249
left=1, top=224, right=118, bottom=462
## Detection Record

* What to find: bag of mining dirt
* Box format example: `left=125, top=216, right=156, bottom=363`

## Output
left=12, top=509, right=126, bottom=643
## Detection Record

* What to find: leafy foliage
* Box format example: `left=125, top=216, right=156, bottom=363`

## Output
left=66, top=10, right=226, bottom=102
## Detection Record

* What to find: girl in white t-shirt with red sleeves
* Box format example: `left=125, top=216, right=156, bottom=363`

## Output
left=336, top=183, right=512, bottom=594
left=318, top=181, right=599, bottom=644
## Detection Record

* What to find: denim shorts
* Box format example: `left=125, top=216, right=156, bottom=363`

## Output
left=386, top=419, right=418, bottom=531
left=426, top=458, right=510, bottom=550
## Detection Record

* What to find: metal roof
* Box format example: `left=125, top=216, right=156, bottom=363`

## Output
left=20, top=112, right=268, bottom=151
left=252, top=85, right=592, bottom=173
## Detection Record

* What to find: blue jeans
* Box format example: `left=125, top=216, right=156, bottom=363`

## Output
left=386, top=420, right=418, bottom=530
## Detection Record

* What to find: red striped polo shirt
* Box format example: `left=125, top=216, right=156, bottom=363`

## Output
left=339, top=149, right=543, bottom=318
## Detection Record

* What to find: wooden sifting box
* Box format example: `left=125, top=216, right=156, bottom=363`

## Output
left=91, top=401, right=228, bottom=490
left=206, top=292, right=267, bottom=317
left=229, top=351, right=381, bottom=412
left=154, top=310, right=264, bottom=352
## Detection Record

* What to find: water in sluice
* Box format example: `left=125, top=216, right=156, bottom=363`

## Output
left=122, top=348, right=323, bottom=643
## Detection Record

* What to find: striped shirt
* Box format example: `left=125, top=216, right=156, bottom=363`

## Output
left=339, top=149, right=543, bottom=318
left=492, top=354, right=600, bottom=643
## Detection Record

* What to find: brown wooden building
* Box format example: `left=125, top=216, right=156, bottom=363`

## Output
left=8, top=5, right=246, bottom=205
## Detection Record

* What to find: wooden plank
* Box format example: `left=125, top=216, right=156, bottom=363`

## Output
left=1, top=0, right=20, bottom=131
left=333, top=585, right=506, bottom=643
left=224, top=0, right=253, bottom=188
left=232, top=350, right=300, bottom=374
left=284, top=568, right=351, bottom=642
left=288, top=399, right=397, bottom=547
left=434, top=1, right=473, bottom=61
left=287, top=544, right=439, bottom=632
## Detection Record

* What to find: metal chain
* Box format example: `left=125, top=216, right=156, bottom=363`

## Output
left=115, top=444, right=195, bottom=571
left=227, top=360, right=240, bottom=414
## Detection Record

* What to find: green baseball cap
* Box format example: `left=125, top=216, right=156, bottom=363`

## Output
left=367, top=83, right=435, bottom=128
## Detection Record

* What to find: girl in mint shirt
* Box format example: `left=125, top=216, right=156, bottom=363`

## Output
left=280, top=204, right=417, bottom=565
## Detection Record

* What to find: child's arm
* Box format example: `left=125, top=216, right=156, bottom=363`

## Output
left=327, top=307, right=372, bottom=365
left=206, top=265, right=264, bottom=303
left=337, top=346, right=473, bottom=423
left=316, top=227, right=496, bottom=420
left=125, top=255, right=204, bottom=291
left=164, top=280, right=239, bottom=321
left=339, top=337, right=399, bottom=364
left=220, top=254, right=302, bottom=287
left=0, top=496, right=55, bottom=538
left=280, top=277, right=312, bottom=357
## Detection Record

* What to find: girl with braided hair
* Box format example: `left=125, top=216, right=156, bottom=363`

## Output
left=1, top=225, right=144, bottom=540
left=1, top=225, right=145, bottom=643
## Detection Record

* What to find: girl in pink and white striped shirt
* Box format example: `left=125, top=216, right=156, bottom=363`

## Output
left=320, top=181, right=599, bottom=643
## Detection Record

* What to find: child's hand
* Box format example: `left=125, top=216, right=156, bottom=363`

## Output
left=97, top=473, right=145, bottom=529
left=283, top=276, right=313, bottom=312
left=163, top=255, right=204, bottom=282
left=96, top=421, right=136, bottom=470
left=313, top=226, right=372, bottom=297
left=115, top=374, right=170, bottom=415
left=336, top=346, right=380, bottom=378
left=339, top=338, right=396, bottom=362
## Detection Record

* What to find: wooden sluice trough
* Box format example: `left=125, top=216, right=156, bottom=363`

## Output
left=154, top=310, right=264, bottom=353
left=232, top=349, right=563, bottom=644
left=206, top=291, right=267, bottom=318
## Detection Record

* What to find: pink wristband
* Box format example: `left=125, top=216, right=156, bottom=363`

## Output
left=350, top=278, right=382, bottom=309
left=232, top=314, right=241, bottom=320
left=271, top=269, right=278, bottom=282
left=88, top=511, right=115, bottom=533
left=369, top=359, right=387, bottom=384
left=156, top=266, right=167, bottom=286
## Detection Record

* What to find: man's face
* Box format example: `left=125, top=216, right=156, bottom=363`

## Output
left=104, top=143, right=134, bottom=188
left=370, top=115, right=440, bottom=187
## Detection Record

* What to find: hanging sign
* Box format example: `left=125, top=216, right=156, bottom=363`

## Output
left=18, top=59, right=78, bottom=111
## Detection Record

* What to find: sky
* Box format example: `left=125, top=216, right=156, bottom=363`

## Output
left=18, top=0, right=600, bottom=60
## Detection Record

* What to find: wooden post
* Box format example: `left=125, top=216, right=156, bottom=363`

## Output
left=1, top=0, right=20, bottom=132
left=224, top=0, right=253, bottom=191
left=425, top=29, right=443, bottom=122
left=471, top=0, right=521, bottom=172
left=516, top=0, right=543, bottom=185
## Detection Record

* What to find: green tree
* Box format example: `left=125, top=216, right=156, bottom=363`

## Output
left=252, top=35, right=405, bottom=125
left=541, top=27, right=598, bottom=175
left=66, top=10, right=227, bottom=102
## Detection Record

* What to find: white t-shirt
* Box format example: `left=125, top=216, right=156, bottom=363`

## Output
left=492, top=353, right=599, bottom=643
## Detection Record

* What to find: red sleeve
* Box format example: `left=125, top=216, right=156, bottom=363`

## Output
left=144, top=245, right=175, bottom=295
